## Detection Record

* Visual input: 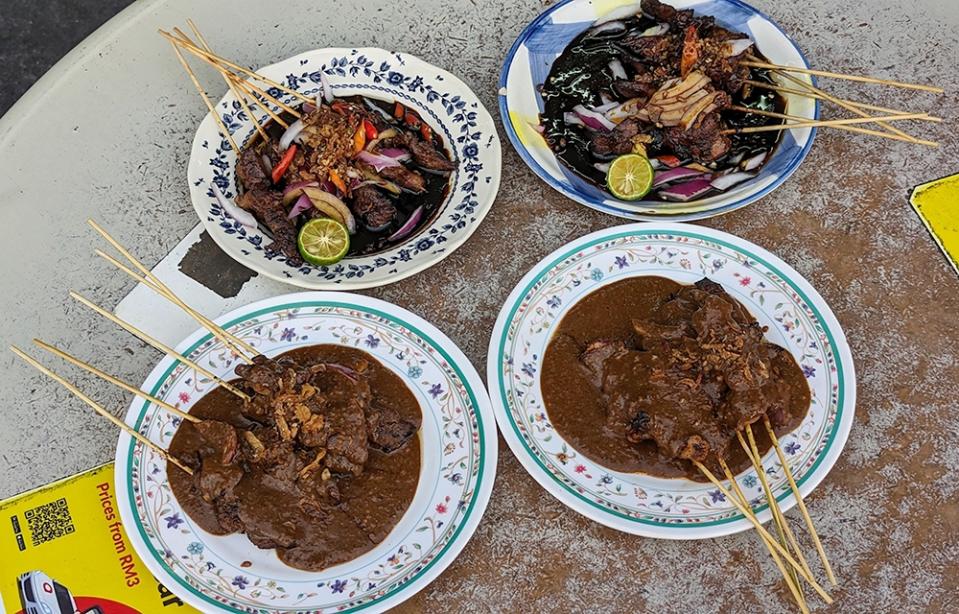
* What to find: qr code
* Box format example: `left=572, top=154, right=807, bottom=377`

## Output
left=24, top=497, right=75, bottom=547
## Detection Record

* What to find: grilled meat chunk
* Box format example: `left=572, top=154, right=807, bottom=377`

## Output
left=662, top=112, right=731, bottom=162
left=236, top=189, right=303, bottom=265
left=352, top=185, right=397, bottom=231
left=378, top=165, right=427, bottom=193
left=237, top=148, right=271, bottom=191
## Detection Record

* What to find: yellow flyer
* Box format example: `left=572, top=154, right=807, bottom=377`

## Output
left=0, top=463, right=199, bottom=614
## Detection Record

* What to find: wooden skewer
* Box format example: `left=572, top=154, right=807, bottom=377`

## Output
left=32, top=339, right=199, bottom=424
left=69, top=291, right=250, bottom=402
left=719, top=459, right=809, bottom=614
left=740, top=427, right=816, bottom=586
left=722, top=111, right=932, bottom=135
left=186, top=21, right=269, bottom=143
left=166, top=39, right=239, bottom=152
left=741, top=60, right=944, bottom=94
left=694, top=461, right=833, bottom=604
left=94, top=248, right=259, bottom=361
left=158, top=29, right=312, bottom=104
left=88, top=220, right=258, bottom=361
left=227, top=74, right=292, bottom=128
left=765, top=65, right=924, bottom=145
left=10, top=346, right=194, bottom=475
left=743, top=80, right=943, bottom=121
left=764, top=416, right=837, bottom=586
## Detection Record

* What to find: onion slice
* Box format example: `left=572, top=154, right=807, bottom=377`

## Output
left=658, top=178, right=714, bottom=201
left=710, top=171, right=755, bottom=191
left=589, top=20, right=627, bottom=36
left=287, top=193, right=313, bottom=219
left=594, top=3, right=641, bottom=25
left=652, top=167, right=705, bottom=187
left=608, top=59, right=628, bottom=80
left=319, top=71, right=334, bottom=104
left=742, top=152, right=767, bottom=171
left=279, top=119, right=305, bottom=150
left=725, top=39, right=754, bottom=57
left=356, top=150, right=403, bottom=171
left=387, top=206, right=424, bottom=241
left=378, top=147, right=411, bottom=161
left=302, top=187, right=357, bottom=234
left=573, top=104, right=616, bottom=131
left=639, top=23, right=670, bottom=37
left=282, top=180, right=319, bottom=206
left=211, top=184, right=257, bottom=228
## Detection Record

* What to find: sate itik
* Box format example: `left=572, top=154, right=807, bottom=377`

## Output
left=542, top=277, right=811, bottom=479
left=167, top=345, right=421, bottom=571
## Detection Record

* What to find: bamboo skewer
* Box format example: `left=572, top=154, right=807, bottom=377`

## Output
left=719, top=459, right=809, bottom=614
left=88, top=220, right=258, bottom=361
left=694, top=461, right=833, bottom=604
left=742, top=80, right=942, bottom=121
left=727, top=105, right=939, bottom=146
left=185, top=21, right=268, bottom=143
left=32, top=339, right=199, bottom=424
left=10, top=346, right=194, bottom=475
left=167, top=39, right=239, bottom=152
left=739, top=427, right=816, bottom=586
left=227, top=75, right=293, bottom=127
left=158, top=29, right=312, bottom=105
left=741, top=60, right=944, bottom=93
left=70, top=291, right=250, bottom=402
left=764, top=416, right=837, bottom=586
left=93, top=249, right=259, bottom=361
left=722, top=111, right=931, bottom=135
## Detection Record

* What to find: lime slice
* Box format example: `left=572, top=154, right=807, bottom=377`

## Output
left=606, top=154, right=654, bottom=201
left=297, top=218, right=350, bottom=266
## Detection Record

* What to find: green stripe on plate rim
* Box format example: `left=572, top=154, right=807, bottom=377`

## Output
left=124, top=300, right=487, bottom=613
left=496, top=229, right=845, bottom=527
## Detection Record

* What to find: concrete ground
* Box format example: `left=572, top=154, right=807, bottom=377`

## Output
left=0, top=0, right=957, bottom=611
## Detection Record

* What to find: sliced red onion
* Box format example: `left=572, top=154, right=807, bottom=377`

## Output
left=319, top=71, right=334, bottom=104
left=608, top=59, right=628, bottom=80
left=593, top=162, right=612, bottom=173
left=287, top=193, right=313, bottom=219
left=639, top=23, right=670, bottom=37
left=742, top=152, right=767, bottom=171
left=563, top=112, right=586, bottom=127
left=710, top=172, right=755, bottom=191
left=658, top=178, right=714, bottom=202
left=282, top=180, right=319, bottom=206
left=356, top=150, right=402, bottom=171
left=573, top=104, right=616, bottom=131
left=302, top=102, right=317, bottom=114
left=600, top=92, right=615, bottom=106
left=279, top=119, right=305, bottom=150
left=387, top=205, right=424, bottom=241
left=378, top=148, right=412, bottom=161
left=725, top=39, right=754, bottom=57
left=589, top=20, right=627, bottom=36
left=211, top=184, right=257, bottom=228
left=594, top=4, right=641, bottom=25
left=590, top=100, right=621, bottom=114
left=652, top=167, right=706, bottom=187
left=725, top=151, right=745, bottom=166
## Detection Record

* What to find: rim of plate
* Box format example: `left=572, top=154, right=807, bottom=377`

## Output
left=115, top=292, right=497, bottom=613
left=487, top=222, right=856, bottom=539
left=188, top=47, right=502, bottom=290
left=497, top=0, right=819, bottom=222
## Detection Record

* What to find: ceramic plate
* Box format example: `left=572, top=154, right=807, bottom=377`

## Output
left=188, top=47, right=501, bottom=289
left=487, top=223, right=855, bottom=538
left=498, top=0, right=818, bottom=221
left=115, top=292, right=497, bottom=612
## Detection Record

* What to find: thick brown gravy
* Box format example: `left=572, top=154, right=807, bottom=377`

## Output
left=541, top=276, right=810, bottom=481
left=169, top=345, right=421, bottom=571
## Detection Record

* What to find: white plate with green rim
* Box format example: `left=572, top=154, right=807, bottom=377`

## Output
left=487, top=223, right=855, bottom=538
left=114, top=292, right=496, bottom=612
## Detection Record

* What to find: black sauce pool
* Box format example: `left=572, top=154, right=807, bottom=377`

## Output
left=539, top=16, right=787, bottom=198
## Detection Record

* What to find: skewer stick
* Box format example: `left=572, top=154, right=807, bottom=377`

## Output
left=166, top=39, right=238, bottom=152
left=158, top=29, right=312, bottom=104
left=227, top=75, right=292, bottom=127
left=94, top=248, right=259, bottom=360
left=32, top=339, right=199, bottom=424
left=694, top=461, right=833, bottom=604
left=720, top=459, right=809, bottom=614
left=722, top=112, right=931, bottom=134
left=765, top=65, right=924, bottom=145
left=741, top=60, right=944, bottom=93
left=185, top=21, right=269, bottom=143
left=742, top=80, right=942, bottom=121
left=740, top=427, right=816, bottom=585
left=88, top=220, right=258, bottom=361
left=10, top=346, right=194, bottom=475
left=69, top=291, right=250, bottom=402
left=764, top=416, right=837, bottom=586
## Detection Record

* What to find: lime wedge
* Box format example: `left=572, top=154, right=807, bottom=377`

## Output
left=607, top=154, right=654, bottom=201
left=297, top=218, right=350, bottom=266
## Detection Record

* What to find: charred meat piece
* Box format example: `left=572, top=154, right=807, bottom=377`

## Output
left=408, top=138, right=455, bottom=172
left=662, top=112, right=731, bottom=162
left=236, top=190, right=303, bottom=265
left=612, top=77, right=658, bottom=100
left=193, top=420, right=240, bottom=465
left=590, top=118, right=646, bottom=158
left=352, top=185, right=397, bottom=231
left=366, top=405, right=421, bottom=453
left=620, top=34, right=681, bottom=69
left=315, top=369, right=371, bottom=476
left=641, top=0, right=694, bottom=27
left=378, top=165, right=427, bottom=193
left=237, top=148, right=271, bottom=192
left=197, top=457, right=243, bottom=502
left=579, top=339, right=627, bottom=389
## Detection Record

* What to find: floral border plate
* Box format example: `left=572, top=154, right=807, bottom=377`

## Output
left=498, top=0, right=818, bottom=221
left=188, top=47, right=501, bottom=289
left=487, top=223, right=855, bottom=538
left=115, top=292, right=496, bottom=612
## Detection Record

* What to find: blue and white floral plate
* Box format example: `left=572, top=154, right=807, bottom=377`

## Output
left=115, top=292, right=497, bottom=612
left=487, top=223, right=855, bottom=538
left=499, top=0, right=818, bottom=221
left=188, top=48, right=501, bottom=289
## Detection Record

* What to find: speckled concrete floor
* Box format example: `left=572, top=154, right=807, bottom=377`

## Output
left=0, top=0, right=957, bottom=611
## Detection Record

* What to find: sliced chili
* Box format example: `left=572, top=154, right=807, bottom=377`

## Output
left=271, top=144, right=297, bottom=183
left=362, top=119, right=378, bottom=140
left=328, top=169, right=348, bottom=194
